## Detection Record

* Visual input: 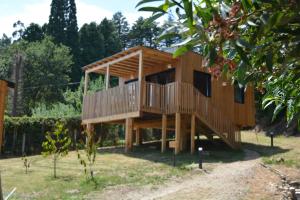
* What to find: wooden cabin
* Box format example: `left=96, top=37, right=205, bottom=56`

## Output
left=81, top=46, right=255, bottom=154
left=0, top=79, right=14, bottom=153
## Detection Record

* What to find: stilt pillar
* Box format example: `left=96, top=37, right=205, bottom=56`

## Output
left=175, top=113, right=181, bottom=154
left=161, top=114, right=167, bottom=153
left=125, top=118, right=133, bottom=152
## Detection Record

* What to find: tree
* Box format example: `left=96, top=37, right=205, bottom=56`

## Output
left=12, top=21, right=25, bottom=40
left=79, top=22, right=105, bottom=66
left=47, top=0, right=66, bottom=44
left=42, top=122, right=71, bottom=178
left=137, top=0, right=300, bottom=129
left=65, top=0, right=80, bottom=82
left=0, top=34, right=11, bottom=49
left=77, top=129, right=97, bottom=181
left=128, top=17, right=161, bottom=48
left=23, top=36, right=72, bottom=113
left=22, top=23, right=44, bottom=42
left=112, top=12, right=130, bottom=49
left=99, top=18, right=122, bottom=57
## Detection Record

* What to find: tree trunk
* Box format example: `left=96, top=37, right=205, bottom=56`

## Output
left=12, top=127, right=17, bottom=154
left=22, top=132, right=26, bottom=155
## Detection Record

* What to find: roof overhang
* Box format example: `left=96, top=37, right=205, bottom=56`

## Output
left=82, top=46, right=177, bottom=78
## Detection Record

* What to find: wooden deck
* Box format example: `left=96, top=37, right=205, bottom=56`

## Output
left=82, top=81, right=241, bottom=149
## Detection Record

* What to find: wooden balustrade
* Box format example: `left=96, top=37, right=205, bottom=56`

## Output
left=82, top=82, right=139, bottom=120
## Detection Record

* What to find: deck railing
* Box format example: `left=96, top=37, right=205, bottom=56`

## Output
left=82, top=81, right=139, bottom=120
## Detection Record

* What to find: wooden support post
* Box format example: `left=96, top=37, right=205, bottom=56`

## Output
left=105, top=64, right=110, bottom=90
left=84, top=71, right=89, bottom=95
left=191, top=114, right=195, bottom=154
left=175, top=113, right=181, bottom=154
left=86, top=123, right=94, bottom=145
left=125, top=118, right=133, bottom=152
left=138, top=51, right=143, bottom=110
left=161, top=114, right=167, bottom=153
left=135, top=128, right=142, bottom=146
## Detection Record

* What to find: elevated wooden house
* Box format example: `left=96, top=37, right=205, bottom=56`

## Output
left=82, top=46, right=255, bottom=154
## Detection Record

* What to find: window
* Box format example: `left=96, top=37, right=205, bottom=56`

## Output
left=234, top=83, right=245, bottom=104
left=145, top=68, right=175, bottom=85
left=193, top=71, right=211, bottom=97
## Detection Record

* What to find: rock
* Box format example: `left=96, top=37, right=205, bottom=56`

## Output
left=290, top=181, right=300, bottom=187
left=276, top=157, right=285, bottom=163
left=66, top=189, right=80, bottom=194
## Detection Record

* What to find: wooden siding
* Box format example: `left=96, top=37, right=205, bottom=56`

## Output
left=176, top=52, right=255, bottom=127
left=234, top=85, right=256, bottom=126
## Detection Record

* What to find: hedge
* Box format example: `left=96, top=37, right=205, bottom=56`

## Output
left=3, top=116, right=82, bottom=155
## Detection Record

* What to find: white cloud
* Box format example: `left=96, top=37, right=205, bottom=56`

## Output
left=0, top=0, right=163, bottom=37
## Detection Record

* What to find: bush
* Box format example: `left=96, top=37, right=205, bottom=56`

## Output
left=3, top=116, right=81, bottom=155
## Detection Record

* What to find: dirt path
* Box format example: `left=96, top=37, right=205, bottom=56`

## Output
left=86, top=150, right=281, bottom=200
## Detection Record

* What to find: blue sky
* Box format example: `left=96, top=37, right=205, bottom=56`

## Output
left=0, top=0, right=160, bottom=36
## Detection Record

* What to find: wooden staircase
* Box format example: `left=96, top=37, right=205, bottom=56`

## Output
left=193, top=87, right=241, bottom=149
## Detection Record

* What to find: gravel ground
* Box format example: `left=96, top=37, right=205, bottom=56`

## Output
left=86, top=149, right=282, bottom=200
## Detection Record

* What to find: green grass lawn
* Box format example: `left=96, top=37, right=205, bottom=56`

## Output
left=0, top=143, right=243, bottom=200
left=242, top=131, right=300, bottom=169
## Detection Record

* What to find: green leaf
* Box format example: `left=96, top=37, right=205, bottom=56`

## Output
left=272, top=103, right=284, bottom=122
left=144, top=13, right=165, bottom=27
left=182, top=0, right=194, bottom=27
left=138, top=6, right=166, bottom=12
left=135, top=0, right=163, bottom=8
left=173, top=45, right=192, bottom=57
left=241, top=0, right=252, bottom=13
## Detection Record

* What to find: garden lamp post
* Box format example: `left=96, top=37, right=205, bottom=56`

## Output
left=270, top=132, right=274, bottom=147
left=198, top=147, right=203, bottom=169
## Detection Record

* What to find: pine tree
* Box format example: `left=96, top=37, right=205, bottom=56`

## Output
left=22, top=23, right=45, bottom=42
left=79, top=22, right=105, bottom=66
left=47, top=0, right=66, bottom=44
left=99, top=18, right=122, bottom=57
left=65, top=0, right=80, bottom=82
left=112, top=12, right=129, bottom=49
left=128, top=17, right=161, bottom=48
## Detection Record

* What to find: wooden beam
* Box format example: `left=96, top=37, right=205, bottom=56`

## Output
left=175, top=113, right=181, bottom=154
left=161, top=114, right=167, bottom=153
left=86, top=50, right=141, bottom=73
left=105, top=65, right=110, bottom=90
left=82, top=111, right=140, bottom=124
left=138, top=51, right=143, bottom=110
left=125, top=118, right=133, bottom=152
left=191, top=114, right=195, bottom=154
left=84, top=71, right=89, bottom=95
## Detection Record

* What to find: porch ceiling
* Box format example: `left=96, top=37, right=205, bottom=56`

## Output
left=82, top=46, right=176, bottom=78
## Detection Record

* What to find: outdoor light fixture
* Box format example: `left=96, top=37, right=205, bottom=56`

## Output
left=198, top=147, right=203, bottom=169
left=270, top=132, right=274, bottom=147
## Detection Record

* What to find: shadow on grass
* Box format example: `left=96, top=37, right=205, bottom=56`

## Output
left=242, top=142, right=291, bottom=158
left=98, top=138, right=291, bottom=168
